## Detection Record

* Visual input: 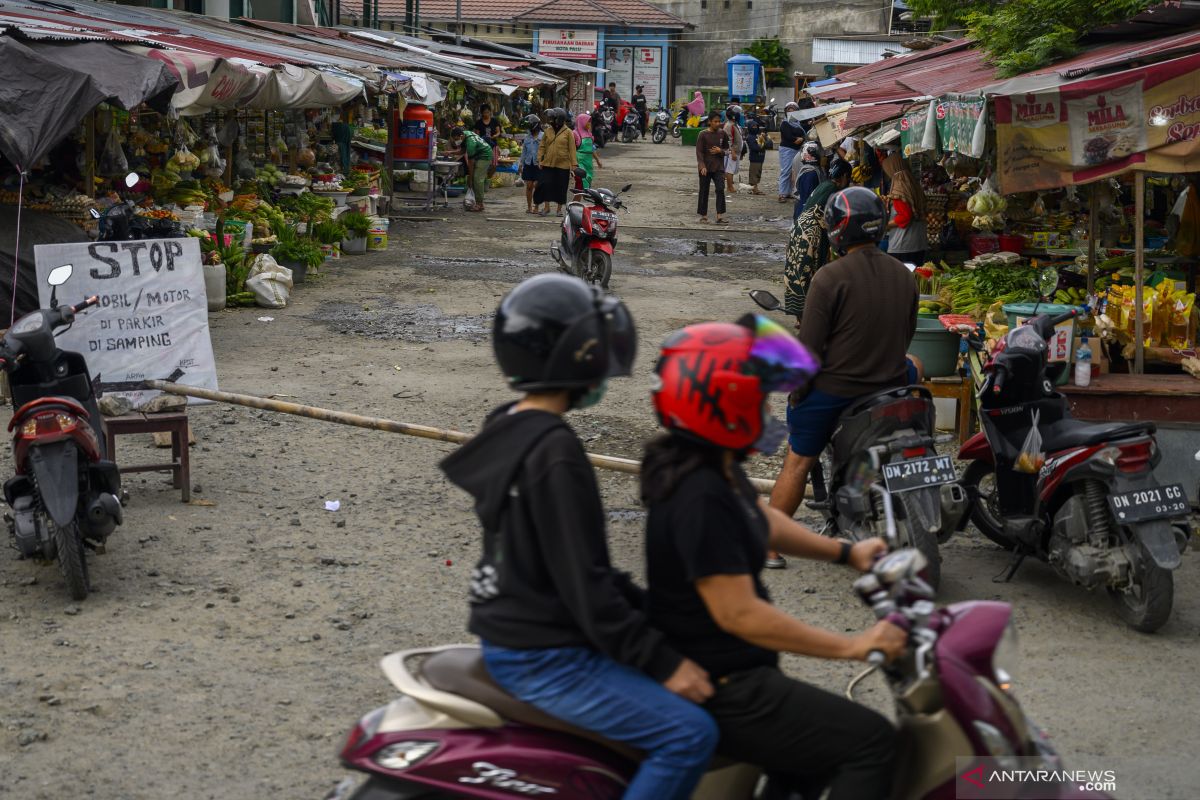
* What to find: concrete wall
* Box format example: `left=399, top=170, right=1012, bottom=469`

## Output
left=648, top=0, right=889, bottom=89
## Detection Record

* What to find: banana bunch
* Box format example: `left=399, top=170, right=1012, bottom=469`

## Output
left=851, top=164, right=872, bottom=184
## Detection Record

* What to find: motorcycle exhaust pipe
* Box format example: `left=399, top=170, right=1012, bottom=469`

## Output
left=88, top=493, right=124, bottom=527
left=941, top=483, right=970, bottom=529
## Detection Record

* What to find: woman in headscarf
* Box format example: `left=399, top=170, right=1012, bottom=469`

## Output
left=881, top=152, right=928, bottom=264
left=574, top=112, right=603, bottom=190
left=792, top=141, right=826, bottom=220
left=535, top=108, right=577, bottom=216
left=684, top=90, right=705, bottom=120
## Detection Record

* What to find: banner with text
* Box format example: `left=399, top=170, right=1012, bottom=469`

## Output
left=996, top=51, right=1200, bottom=193
left=899, top=105, right=932, bottom=157
left=935, top=94, right=986, bottom=157
left=537, top=29, right=598, bottom=60
left=33, top=238, right=218, bottom=407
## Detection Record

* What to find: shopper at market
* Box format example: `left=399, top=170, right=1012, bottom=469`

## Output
left=793, top=142, right=826, bottom=220
left=573, top=113, right=603, bottom=190
left=475, top=104, right=502, bottom=177
left=440, top=274, right=719, bottom=800
left=724, top=105, right=744, bottom=195
left=778, top=102, right=804, bottom=202
left=882, top=152, right=928, bottom=263
left=641, top=315, right=902, bottom=797
left=520, top=114, right=543, bottom=215
left=771, top=187, right=918, bottom=536
left=744, top=112, right=767, bottom=195
left=696, top=112, right=730, bottom=224
left=534, top=108, right=577, bottom=216
left=451, top=126, right=492, bottom=213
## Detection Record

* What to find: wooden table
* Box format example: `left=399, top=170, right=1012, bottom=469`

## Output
left=1060, top=374, right=1200, bottom=423
left=923, top=375, right=976, bottom=445
left=102, top=412, right=192, bottom=503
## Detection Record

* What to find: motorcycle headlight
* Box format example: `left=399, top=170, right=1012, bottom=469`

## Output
left=973, top=721, right=1020, bottom=770
left=374, top=740, right=439, bottom=771
left=992, top=621, right=1019, bottom=692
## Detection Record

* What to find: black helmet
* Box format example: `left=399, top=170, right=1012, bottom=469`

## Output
left=524, top=113, right=541, bottom=131
left=493, top=274, right=636, bottom=391
left=824, top=187, right=886, bottom=255
left=828, top=158, right=852, bottom=182
left=546, top=107, right=568, bottom=126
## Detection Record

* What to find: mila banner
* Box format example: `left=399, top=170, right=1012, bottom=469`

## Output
left=33, top=238, right=218, bottom=406
left=995, top=50, right=1200, bottom=193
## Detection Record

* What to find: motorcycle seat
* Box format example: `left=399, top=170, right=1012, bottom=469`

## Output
left=1042, top=419, right=1156, bottom=451
left=422, top=646, right=643, bottom=761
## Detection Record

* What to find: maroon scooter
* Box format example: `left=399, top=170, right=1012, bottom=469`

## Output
left=332, top=547, right=1108, bottom=800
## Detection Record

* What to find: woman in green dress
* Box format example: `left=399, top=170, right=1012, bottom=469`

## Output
left=574, top=113, right=604, bottom=190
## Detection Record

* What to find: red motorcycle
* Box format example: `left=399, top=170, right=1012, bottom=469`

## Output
left=1, top=264, right=121, bottom=600
left=958, top=308, right=1189, bottom=632
left=550, top=183, right=631, bottom=290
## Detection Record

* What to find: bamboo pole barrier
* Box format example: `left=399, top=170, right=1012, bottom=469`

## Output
left=143, top=380, right=778, bottom=494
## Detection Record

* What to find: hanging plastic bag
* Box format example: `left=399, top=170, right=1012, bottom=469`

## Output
left=244, top=254, right=293, bottom=309
left=1015, top=409, right=1045, bottom=474
left=464, top=187, right=476, bottom=208
left=169, top=145, right=200, bottom=174
left=99, top=128, right=128, bottom=176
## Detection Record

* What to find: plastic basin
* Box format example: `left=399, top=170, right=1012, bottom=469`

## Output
left=909, top=317, right=959, bottom=378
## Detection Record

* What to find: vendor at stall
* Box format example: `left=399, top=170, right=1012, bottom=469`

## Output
left=474, top=104, right=502, bottom=177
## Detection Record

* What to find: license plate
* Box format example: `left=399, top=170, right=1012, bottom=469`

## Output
left=1108, top=483, right=1189, bottom=523
left=882, top=455, right=957, bottom=494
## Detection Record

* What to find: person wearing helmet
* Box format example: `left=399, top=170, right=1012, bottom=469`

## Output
left=777, top=101, right=804, bottom=202
left=520, top=114, right=543, bottom=214
left=440, top=274, right=718, bottom=800
left=535, top=108, right=577, bottom=216
left=769, top=187, right=918, bottom=535
left=641, top=314, right=903, bottom=797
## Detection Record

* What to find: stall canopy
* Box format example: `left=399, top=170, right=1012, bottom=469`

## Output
left=0, top=36, right=176, bottom=168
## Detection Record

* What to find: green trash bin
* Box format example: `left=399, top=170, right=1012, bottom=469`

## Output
left=1002, top=302, right=1081, bottom=385
left=909, top=318, right=960, bottom=378
left=680, top=127, right=702, bottom=147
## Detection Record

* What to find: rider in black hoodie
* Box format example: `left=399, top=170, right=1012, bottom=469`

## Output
left=440, top=274, right=717, bottom=800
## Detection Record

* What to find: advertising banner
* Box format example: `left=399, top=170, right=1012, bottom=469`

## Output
left=33, top=238, right=218, bottom=406
left=899, top=105, right=932, bottom=156
left=935, top=94, right=986, bottom=157
left=996, top=51, right=1200, bottom=193
left=605, top=47, right=662, bottom=106
left=730, top=63, right=756, bottom=98
left=537, top=29, right=599, bottom=60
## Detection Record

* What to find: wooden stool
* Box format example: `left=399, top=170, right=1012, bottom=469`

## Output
left=103, top=412, right=191, bottom=502
left=923, top=375, right=976, bottom=445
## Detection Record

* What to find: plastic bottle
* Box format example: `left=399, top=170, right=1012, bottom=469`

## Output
left=1074, top=335, right=1092, bottom=387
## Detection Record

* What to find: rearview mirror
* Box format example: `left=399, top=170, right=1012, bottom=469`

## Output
left=749, top=289, right=782, bottom=312
left=1036, top=266, right=1058, bottom=299
left=48, top=264, right=73, bottom=287
left=89, top=208, right=101, bottom=220
left=621, top=184, right=633, bottom=193
left=770, top=97, right=777, bottom=104
left=904, top=262, right=918, bottom=272
left=124, top=172, right=140, bottom=189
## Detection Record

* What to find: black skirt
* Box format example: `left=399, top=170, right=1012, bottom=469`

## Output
left=534, top=166, right=570, bottom=206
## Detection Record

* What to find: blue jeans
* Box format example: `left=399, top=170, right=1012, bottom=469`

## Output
left=778, top=147, right=798, bottom=196
left=481, top=643, right=718, bottom=800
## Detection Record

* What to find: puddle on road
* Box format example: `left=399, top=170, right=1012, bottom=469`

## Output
left=311, top=298, right=489, bottom=343
left=643, top=237, right=783, bottom=258
left=411, top=254, right=544, bottom=283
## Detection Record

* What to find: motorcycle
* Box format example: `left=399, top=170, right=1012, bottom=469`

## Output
left=593, top=107, right=615, bottom=149
left=95, top=173, right=183, bottom=242
left=550, top=183, right=630, bottom=290
left=620, top=108, right=641, bottom=143
left=671, top=106, right=687, bottom=138
left=1, top=264, right=121, bottom=600
left=651, top=107, right=670, bottom=143
left=331, top=547, right=1105, bottom=800
left=958, top=306, right=1190, bottom=632
left=750, top=290, right=968, bottom=589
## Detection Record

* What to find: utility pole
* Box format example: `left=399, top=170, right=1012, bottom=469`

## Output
left=455, top=0, right=462, bottom=44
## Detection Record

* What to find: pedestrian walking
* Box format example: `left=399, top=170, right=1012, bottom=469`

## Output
left=745, top=113, right=767, bottom=195
left=534, top=108, right=577, bottom=216
left=696, top=112, right=729, bottom=224
left=520, top=114, right=543, bottom=214
left=793, top=142, right=826, bottom=220
left=723, top=105, right=744, bottom=195
left=574, top=112, right=603, bottom=190
left=777, top=102, right=803, bottom=202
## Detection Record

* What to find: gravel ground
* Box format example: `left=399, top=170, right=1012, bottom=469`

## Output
left=1, top=142, right=1196, bottom=800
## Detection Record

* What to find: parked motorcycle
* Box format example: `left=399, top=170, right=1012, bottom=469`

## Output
left=550, top=184, right=630, bottom=289
left=593, top=107, right=615, bottom=149
left=959, top=307, right=1190, bottom=632
left=95, top=173, right=182, bottom=241
left=331, top=547, right=1105, bottom=800
left=651, top=107, right=670, bottom=143
left=671, top=106, right=687, bottom=138
left=620, top=108, right=641, bottom=143
left=1, top=264, right=121, bottom=600
left=750, top=290, right=967, bottom=589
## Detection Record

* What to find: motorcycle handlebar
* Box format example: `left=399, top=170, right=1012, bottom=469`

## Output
left=867, top=650, right=886, bottom=667
left=1049, top=308, right=1079, bottom=327
left=993, top=364, right=1008, bottom=395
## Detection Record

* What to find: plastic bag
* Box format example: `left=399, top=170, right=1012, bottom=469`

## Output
left=244, top=254, right=293, bottom=309
left=99, top=128, right=128, bottom=176
left=1015, top=409, right=1045, bottom=474
left=464, top=187, right=476, bottom=208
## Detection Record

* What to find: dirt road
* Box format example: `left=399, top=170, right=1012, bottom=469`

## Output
left=1, top=141, right=1196, bottom=800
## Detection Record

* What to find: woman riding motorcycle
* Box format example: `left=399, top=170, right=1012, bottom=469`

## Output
left=641, top=314, right=905, bottom=799
left=439, top=274, right=718, bottom=800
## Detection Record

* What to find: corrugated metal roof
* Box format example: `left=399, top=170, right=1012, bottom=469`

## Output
left=843, top=101, right=912, bottom=129
left=812, top=38, right=904, bottom=66
left=379, top=0, right=686, bottom=28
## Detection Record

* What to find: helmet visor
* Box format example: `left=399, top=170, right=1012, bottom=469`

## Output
left=599, top=293, right=637, bottom=377
left=745, top=314, right=819, bottom=393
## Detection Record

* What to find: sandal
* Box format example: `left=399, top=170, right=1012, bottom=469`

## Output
left=698, top=217, right=710, bottom=224
left=714, top=217, right=729, bottom=224
left=765, top=555, right=787, bottom=570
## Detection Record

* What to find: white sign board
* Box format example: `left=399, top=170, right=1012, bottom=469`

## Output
left=604, top=46, right=662, bottom=107
left=537, top=28, right=598, bottom=60
left=34, top=238, right=218, bottom=406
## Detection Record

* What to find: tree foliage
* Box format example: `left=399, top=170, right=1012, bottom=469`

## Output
left=908, top=0, right=1156, bottom=76
left=741, top=37, right=792, bottom=86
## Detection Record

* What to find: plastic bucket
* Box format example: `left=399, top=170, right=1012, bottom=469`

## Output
left=368, top=217, right=388, bottom=250
left=998, top=234, right=1025, bottom=254
left=909, top=318, right=959, bottom=378
left=968, top=234, right=1000, bottom=258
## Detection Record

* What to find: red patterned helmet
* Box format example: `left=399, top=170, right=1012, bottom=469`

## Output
left=652, top=314, right=819, bottom=451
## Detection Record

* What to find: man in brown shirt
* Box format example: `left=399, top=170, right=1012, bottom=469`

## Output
left=769, top=187, right=918, bottom=537
left=695, top=112, right=729, bottom=224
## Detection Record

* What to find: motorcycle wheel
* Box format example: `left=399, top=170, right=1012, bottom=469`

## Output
left=576, top=250, right=612, bottom=289
left=622, top=129, right=634, bottom=144
left=671, top=124, right=682, bottom=138
left=960, top=461, right=1016, bottom=550
left=51, top=517, right=89, bottom=601
left=653, top=128, right=666, bottom=144
left=1108, top=549, right=1174, bottom=632
left=897, top=512, right=941, bottom=591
